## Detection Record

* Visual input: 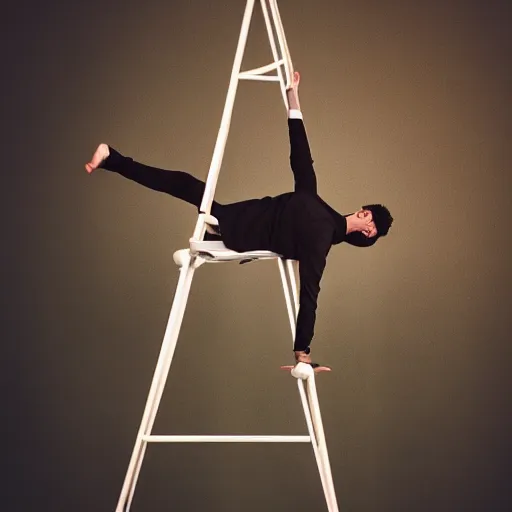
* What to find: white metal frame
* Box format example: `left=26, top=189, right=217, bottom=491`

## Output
left=115, top=1, right=338, bottom=511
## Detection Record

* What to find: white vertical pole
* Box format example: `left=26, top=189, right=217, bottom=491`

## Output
left=259, top=0, right=291, bottom=108
left=268, top=0, right=293, bottom=88
left=281, top=261, right=339, bottom=511
left=282, top=250, right=338, bottom=512
left=195, top=0, right=256, bottom=226
left=306, top=377, right=339, bottom=511
left=116, top=256, right=197, bottom=512
left=296, top=379, right=333, bottom=507
left=278, top=258, right=297, bottom=342
left=286, top=259, right=299, bottom=312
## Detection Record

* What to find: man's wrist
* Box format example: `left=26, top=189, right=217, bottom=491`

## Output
left=288, top=109, right=303, bottom=119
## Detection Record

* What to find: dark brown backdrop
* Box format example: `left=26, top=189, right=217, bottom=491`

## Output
left=3, top=0, right=511, bottom=511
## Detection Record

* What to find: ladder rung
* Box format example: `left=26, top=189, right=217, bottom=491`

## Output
left=239, top=75, right=281, bottom=82
left=240, top=60, right=284, bottom=76
left=142, top=435, right=311, bottom=443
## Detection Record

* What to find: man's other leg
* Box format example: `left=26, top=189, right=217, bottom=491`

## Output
left=86, top=143, right=221, bottom=211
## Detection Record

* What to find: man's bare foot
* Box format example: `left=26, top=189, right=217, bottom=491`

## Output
left=85, top=143, right=109, bottom=174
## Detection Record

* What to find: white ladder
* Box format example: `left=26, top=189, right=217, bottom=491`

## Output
left=115, top=1, right=339, bottom=510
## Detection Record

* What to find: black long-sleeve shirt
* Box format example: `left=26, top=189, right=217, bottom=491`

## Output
left=102, top=113, right=375, bottom=352
left=215, top=114, right=351, bottom=351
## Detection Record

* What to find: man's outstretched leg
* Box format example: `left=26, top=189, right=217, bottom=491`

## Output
left=85, top=143, right=220, bottom=212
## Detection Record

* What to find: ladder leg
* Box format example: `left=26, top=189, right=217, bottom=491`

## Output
left=277, top=258, right=298, bottom=340
left=280, top=260, right=339, bottom=511
left=196, top=0, right=257, bottom=223
left=268, top=0, right=294, bottom=88
left=116, top=254, right=197, bottom=512
left=305, top=377, right=339, bottom=512
left=259, top=0, right=293, bottom=106
left=285, top=259, right=299, bottom=314
left=296, top=379, right=334, bottom=510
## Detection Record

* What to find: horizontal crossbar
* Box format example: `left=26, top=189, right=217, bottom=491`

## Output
left=240, top=61, right=284, bottom=76
left=238, top=60, right=285, bottom=82
left=142, top=435, right=311, bottom=443
left=239, top=75, right=281, bottom=82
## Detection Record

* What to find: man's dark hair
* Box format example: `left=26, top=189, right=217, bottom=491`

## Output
left=363, top=203, right=393, bottom=237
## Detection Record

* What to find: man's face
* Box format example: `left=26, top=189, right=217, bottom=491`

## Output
left=358, top=209, right=377, bottom=238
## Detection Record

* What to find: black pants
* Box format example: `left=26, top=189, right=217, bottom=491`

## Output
left=102, top=146, right=224, bottom=217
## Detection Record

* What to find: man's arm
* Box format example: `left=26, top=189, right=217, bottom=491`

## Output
left=294, top=231, right=331, bottom=355
left=286, top=72, right=317, bottom=194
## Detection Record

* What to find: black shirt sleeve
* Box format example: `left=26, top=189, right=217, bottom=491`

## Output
left=288, top=118, right=318, bottom=195
left=294, top=231, right=331, bottom=352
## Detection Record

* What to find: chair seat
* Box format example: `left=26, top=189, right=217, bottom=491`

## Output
left=189, top=240, right=281, bottom=262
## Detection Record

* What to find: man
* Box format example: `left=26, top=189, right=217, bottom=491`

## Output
left=85, top=71, right=393, bottom=371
